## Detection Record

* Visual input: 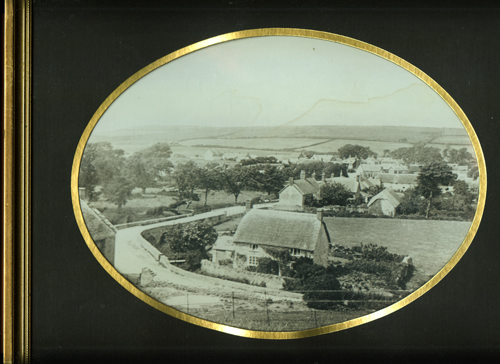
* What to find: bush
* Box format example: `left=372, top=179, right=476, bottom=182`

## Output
left=351, top=243, right=404, bottom=262
left=302, top=275, right=342, bottom=310
left=145, top=205, right=178, bottom=218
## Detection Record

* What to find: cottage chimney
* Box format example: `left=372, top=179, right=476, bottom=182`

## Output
left=322, top=172, right=325, bottom=183
left=300, top=170, right=306, bottom=180
left=356, top=174, right=361, bottom=182
left=245, top=200, right=253, bottom=212
left=316, top=208, right=324, bottom=222
left=289, top=177, right=294, bottom=186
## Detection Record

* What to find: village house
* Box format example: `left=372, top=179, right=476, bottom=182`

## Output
left=230, top=209, right=331, bottom=268
left=312, top=154, right=334, bottom=162
left=356, top=164, right=382, bottom=178
left=375, top=173, right=418, bottom=192
left=387, top=165, right=409, bottom=174
left=80, top=199, right=117, bottom=265
left=342, top=157, right=358, bottom=170
left=276, top=170, right=320, bottom=211
left=367, top=188, right=404, bottom=217
left=361, top=156, right=379, bottom=165
left=203, top=149, right=224, bottom=161
left=324, top=175, right=362, bottom=199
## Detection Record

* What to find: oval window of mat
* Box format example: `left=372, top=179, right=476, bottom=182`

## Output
left=72, top=29, right=486, bottom=339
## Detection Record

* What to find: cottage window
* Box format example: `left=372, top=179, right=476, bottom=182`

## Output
left=290, top=248, right=302, bottom=256
left=250, top=244, right=259, bottom=250
left=248, top=256, right=258, bottom=266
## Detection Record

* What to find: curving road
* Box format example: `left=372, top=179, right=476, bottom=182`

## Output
left=112, top=204, right=303, bottom=302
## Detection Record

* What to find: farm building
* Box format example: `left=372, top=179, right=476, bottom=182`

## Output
left=367, top=188, right=403, bottom=217
left=80, top=200, right=117, bottom=265
left=203, top=149, right=224, bottom=161
left=276, top=170, right=320, bottom=211
left=231, top=209, right=331, bottom=269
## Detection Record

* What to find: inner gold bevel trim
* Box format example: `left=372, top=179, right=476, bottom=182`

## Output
left=71, top=28, right=487, bottom=339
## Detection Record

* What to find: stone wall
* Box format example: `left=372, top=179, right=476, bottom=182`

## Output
left=137, top=232, right=302, bottom=299
left=200, top=260, right=285, bottom=290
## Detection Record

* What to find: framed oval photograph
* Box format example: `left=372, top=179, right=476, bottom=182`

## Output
left=71, top=29, right=486, bottom=339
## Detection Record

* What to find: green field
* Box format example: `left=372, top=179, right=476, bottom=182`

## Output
left=324, top=217, right=472, bottom=278
left=88, top=124, right=472, bottom=156
left=178, top=137, right=331, bottom=150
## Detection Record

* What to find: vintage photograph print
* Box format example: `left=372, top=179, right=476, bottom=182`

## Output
left=71, top=29, right=485, bottom=338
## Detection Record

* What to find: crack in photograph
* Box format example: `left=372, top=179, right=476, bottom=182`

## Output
left=74, top=32, right=481, bottom=333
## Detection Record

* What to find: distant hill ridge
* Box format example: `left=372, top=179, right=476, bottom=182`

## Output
left=93, top=124, right=467, bottom=144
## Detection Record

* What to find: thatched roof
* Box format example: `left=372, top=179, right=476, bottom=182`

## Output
left=233, top=209, right=328, bottom=251
left=368, top=188, right=403, bottom=208
left=80, top=200, right=117, bottom=241
left=376, top=173, right=418, bottom=185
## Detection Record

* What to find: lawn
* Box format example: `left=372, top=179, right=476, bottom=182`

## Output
left=87, top=189, right=261, bottom=225
left=324, top=217, right=472, bottom=278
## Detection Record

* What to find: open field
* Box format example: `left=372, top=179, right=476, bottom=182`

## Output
left=170, top=145, right=276, bottom=159
left=308, top=139, right=413, bottom=155
left=324, top=217, right=471, bottom=278
left=178, top=137, right=331, bottom=150
left=92, top=189, right=262, bottom=211
left=88, top=124, right=472, bottom=156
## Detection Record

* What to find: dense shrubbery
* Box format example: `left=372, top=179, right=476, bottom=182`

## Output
left=351, top=243, right=404, bottom=262
left=154, top=221, right=217, bottom=272
left=145, top=205, right=179, bottom=218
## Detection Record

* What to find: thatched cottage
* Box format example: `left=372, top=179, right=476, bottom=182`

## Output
left=367, top=188, right=403, bottom=217
left=231, top=209, right=331, bottom=268
left=80, top=200, right=117, bottom=265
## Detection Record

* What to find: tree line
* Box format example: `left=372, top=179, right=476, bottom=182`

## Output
left=78, top=142, right=352, bottom=208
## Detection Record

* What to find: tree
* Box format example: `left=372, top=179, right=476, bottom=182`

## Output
left=303, top=273, right=342, bottom=310
left=220, top=165, right=247, bottom=203
left=417, top=161, right=457, bottom=218
left=319, top=183, right=353, bottom=206
left=172, top=161, right=200, bottom=200
left=160, top=221, right=217, bottom=253
left=197, top=162, right=223, bottom=206
left=79, top=142, right=126, bottom=201
left=245, top=165, right=286, bottom=195
left=338, top=144, right=377, bottom=160
left=446, top=147, right=474, bottom=165
left=390, top=143, right=443, bottom=166
left=396, top=188, right=426, bottom=215
left=126, top=143, right=173, bottom=193
left=101, top=176, right=133, bottom=208
left=323, top=162, right=348, bottom=178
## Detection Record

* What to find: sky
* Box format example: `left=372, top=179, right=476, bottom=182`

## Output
left=92, top=35, right=464, bottom=135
